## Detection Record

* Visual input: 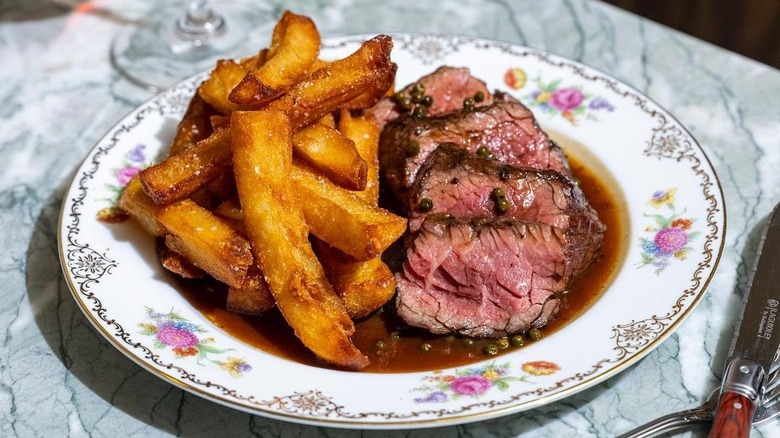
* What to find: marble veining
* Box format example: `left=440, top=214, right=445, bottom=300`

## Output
left=2, top=0, right=779, bottom=436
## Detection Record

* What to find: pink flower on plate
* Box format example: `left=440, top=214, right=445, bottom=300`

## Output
left=449, top=376, right=491, bottom=396
left=654, top=227, right=688, bottom=254
left=550, top=87, right=584, bottom=111
left=117, top=166, right=141, bottom=186
left=156, top=325, right=199, bottom=349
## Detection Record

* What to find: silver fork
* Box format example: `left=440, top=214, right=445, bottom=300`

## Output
left=617, top=360, right=780, bottom=438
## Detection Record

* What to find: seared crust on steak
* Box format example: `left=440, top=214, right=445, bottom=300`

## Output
left=379, top=94, right=569, bottom=198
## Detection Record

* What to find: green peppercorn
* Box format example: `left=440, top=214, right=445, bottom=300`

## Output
left=411, top=93, right=423, bottom=104
left=491, top=187, right=505, bottom=200
left=397, top=96, right=412, bottom=111
left=412, top=82, right=425, bottom=96
left=476, top=146, right=492, bottom=158
left=528, top=328, right=543, bottom=341
left=411, top=105, right=427, bottom=118
left=495, top=198, right=510, bottom=214
left=421, top=95, right=433, bottom=107
left=390, top=331, right=401, bottom=340
left=419, top=198, right=434, bottom=211
left=375, top=340, right=386, bottom=350
left=510, top=335, right=525, bottom=347
left=461, top=338, right=474, bottom=346
left=406, top=140, right=420, bottom=156
left=483, top=344, right=499, bottom=356
left=420, top=342, right=432, bottom=352
left=496, top=337, right=510, bottom=349
left=463, top=97, right=475, bottom=111
left=394, top=91, right=406, bottom=104
left=474, top=91, right=485, bottom=103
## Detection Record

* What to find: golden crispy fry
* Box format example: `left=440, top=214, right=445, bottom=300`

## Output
left=169, top=92, right=217, bottom=157
left=291, top=161, right=406, bottom=261
left=213, top=197, right=242, bottom=221
left=316, top=240, right=396, bottom=319
left=267, top=35, right=394, bottom=128
left=231, top=110, right=368, bottom=369
left=292, top=123, right=367, bottom=190
left=158, top=243, right=207, bottom=279
left=344, top=62, right=397, bottom=110
left=307, top=58, right=329, bottom=74
left=118, top=176, right=166, bottom=236
left=198, top=60, right=248, bottom=115
left=139, top=127, right=232, bottom=205
left=318, top=112, right=335, bottom=128
left=239, top=48, right=269, bottom=70
left=229, top=12, right=320, bottom=106
left=156, top=199, right=253, bottom=288
left=338, top=110, right=381, bottom=204
left=226, top=266, right=275, bottom=315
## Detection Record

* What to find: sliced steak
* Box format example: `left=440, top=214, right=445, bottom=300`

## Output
left=406, top=144, right=604, bottom=276
left=367, top=66, right=493, bottom=131
left=396, top=214, right=568, bottom=338
left=379, top=94, right=570, bottom=197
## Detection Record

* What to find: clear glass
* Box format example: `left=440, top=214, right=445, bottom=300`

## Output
left=111, top=0, right=257, bottom=92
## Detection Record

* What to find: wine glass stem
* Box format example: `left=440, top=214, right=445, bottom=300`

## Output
left=176, top=0, right=225, bottom=39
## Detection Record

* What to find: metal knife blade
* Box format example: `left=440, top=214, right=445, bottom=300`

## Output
left=709, top=202, right=780, bottom=438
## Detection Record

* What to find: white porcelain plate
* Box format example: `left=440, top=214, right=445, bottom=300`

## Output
left=58, top=34, right=725, bottom=428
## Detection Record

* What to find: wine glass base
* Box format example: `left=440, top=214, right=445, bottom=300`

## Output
left=111, top=2, right=258, bottom=92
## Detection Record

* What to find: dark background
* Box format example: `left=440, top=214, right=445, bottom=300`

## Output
left=603, top=0, right=780, bottom=69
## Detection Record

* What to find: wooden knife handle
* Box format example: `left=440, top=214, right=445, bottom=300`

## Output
left=708, top=391, right=756, bottom=438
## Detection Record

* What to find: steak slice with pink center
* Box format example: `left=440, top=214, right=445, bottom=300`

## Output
left=396, top=214, right=569, bottom=338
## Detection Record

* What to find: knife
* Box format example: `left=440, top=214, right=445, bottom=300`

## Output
left=709, top=202, right=780, bottom=438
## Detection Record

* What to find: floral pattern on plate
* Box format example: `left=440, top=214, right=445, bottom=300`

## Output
left=139, top=307, right=252, bottom=377
left=638, top=189, right=700, bottom=274
left=96, top=143, right=151, bottom=223
left=413, top=360, right=561, bottom=403
left=505, top=68, right=615, bottom=125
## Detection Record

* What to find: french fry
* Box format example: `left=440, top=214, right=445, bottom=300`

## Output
left=226, top=266, right=275, bottom=315
left=338, top=110, right=381, bottom=204
left=291, top=161, right=406, bottom=261
left=198, top=60, right=249, bottom=114
left=292, top=123, right=367, bottom=190
left=316, top=240, right=396, bottom=319
left=118, top=176, right=166, bottom=236
left=322, top=112, right=394, bottom=317
left=168, top=92, right=216, bottom=157
left=229, top=11, right=320, bottom=106
left=344, top=62, right=397, bottom=111
left=267, top=35, right=394, bottom=128
left=158, top=243, right=207, bottom=279
left=156, top=199, right=253, bottom=288
left=139, top=127, right=232, bottom=205
left=231, top=110, right=368, bottom=370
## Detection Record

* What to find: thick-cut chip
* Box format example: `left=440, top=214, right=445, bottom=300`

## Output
left=316, top=240, right=396, bottom=319
left=292, top=123, right=367, bottom=190
left=290, top=161, right=406, bottom=261
left=156, top=199, right=252, bottom=288
left=344, top=62, right=397, bottom=111
left=267, top=35, right=394, bottom=129
left=231, top=110, right=368, bottom=370
left=226, top=266, right=275, bottom=315
left=118, top=176, right=166, bottom=236
left=169, top=92, right=217, bottom=157
left=158, top=243, right=206, bottom=279
left=139, top=127, right=232, bottom=205
left=338, top=111, right=381, bottom=204
left=198, top=60, right=249, bottom=115
left=229, top=11, right=320, bottom=106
